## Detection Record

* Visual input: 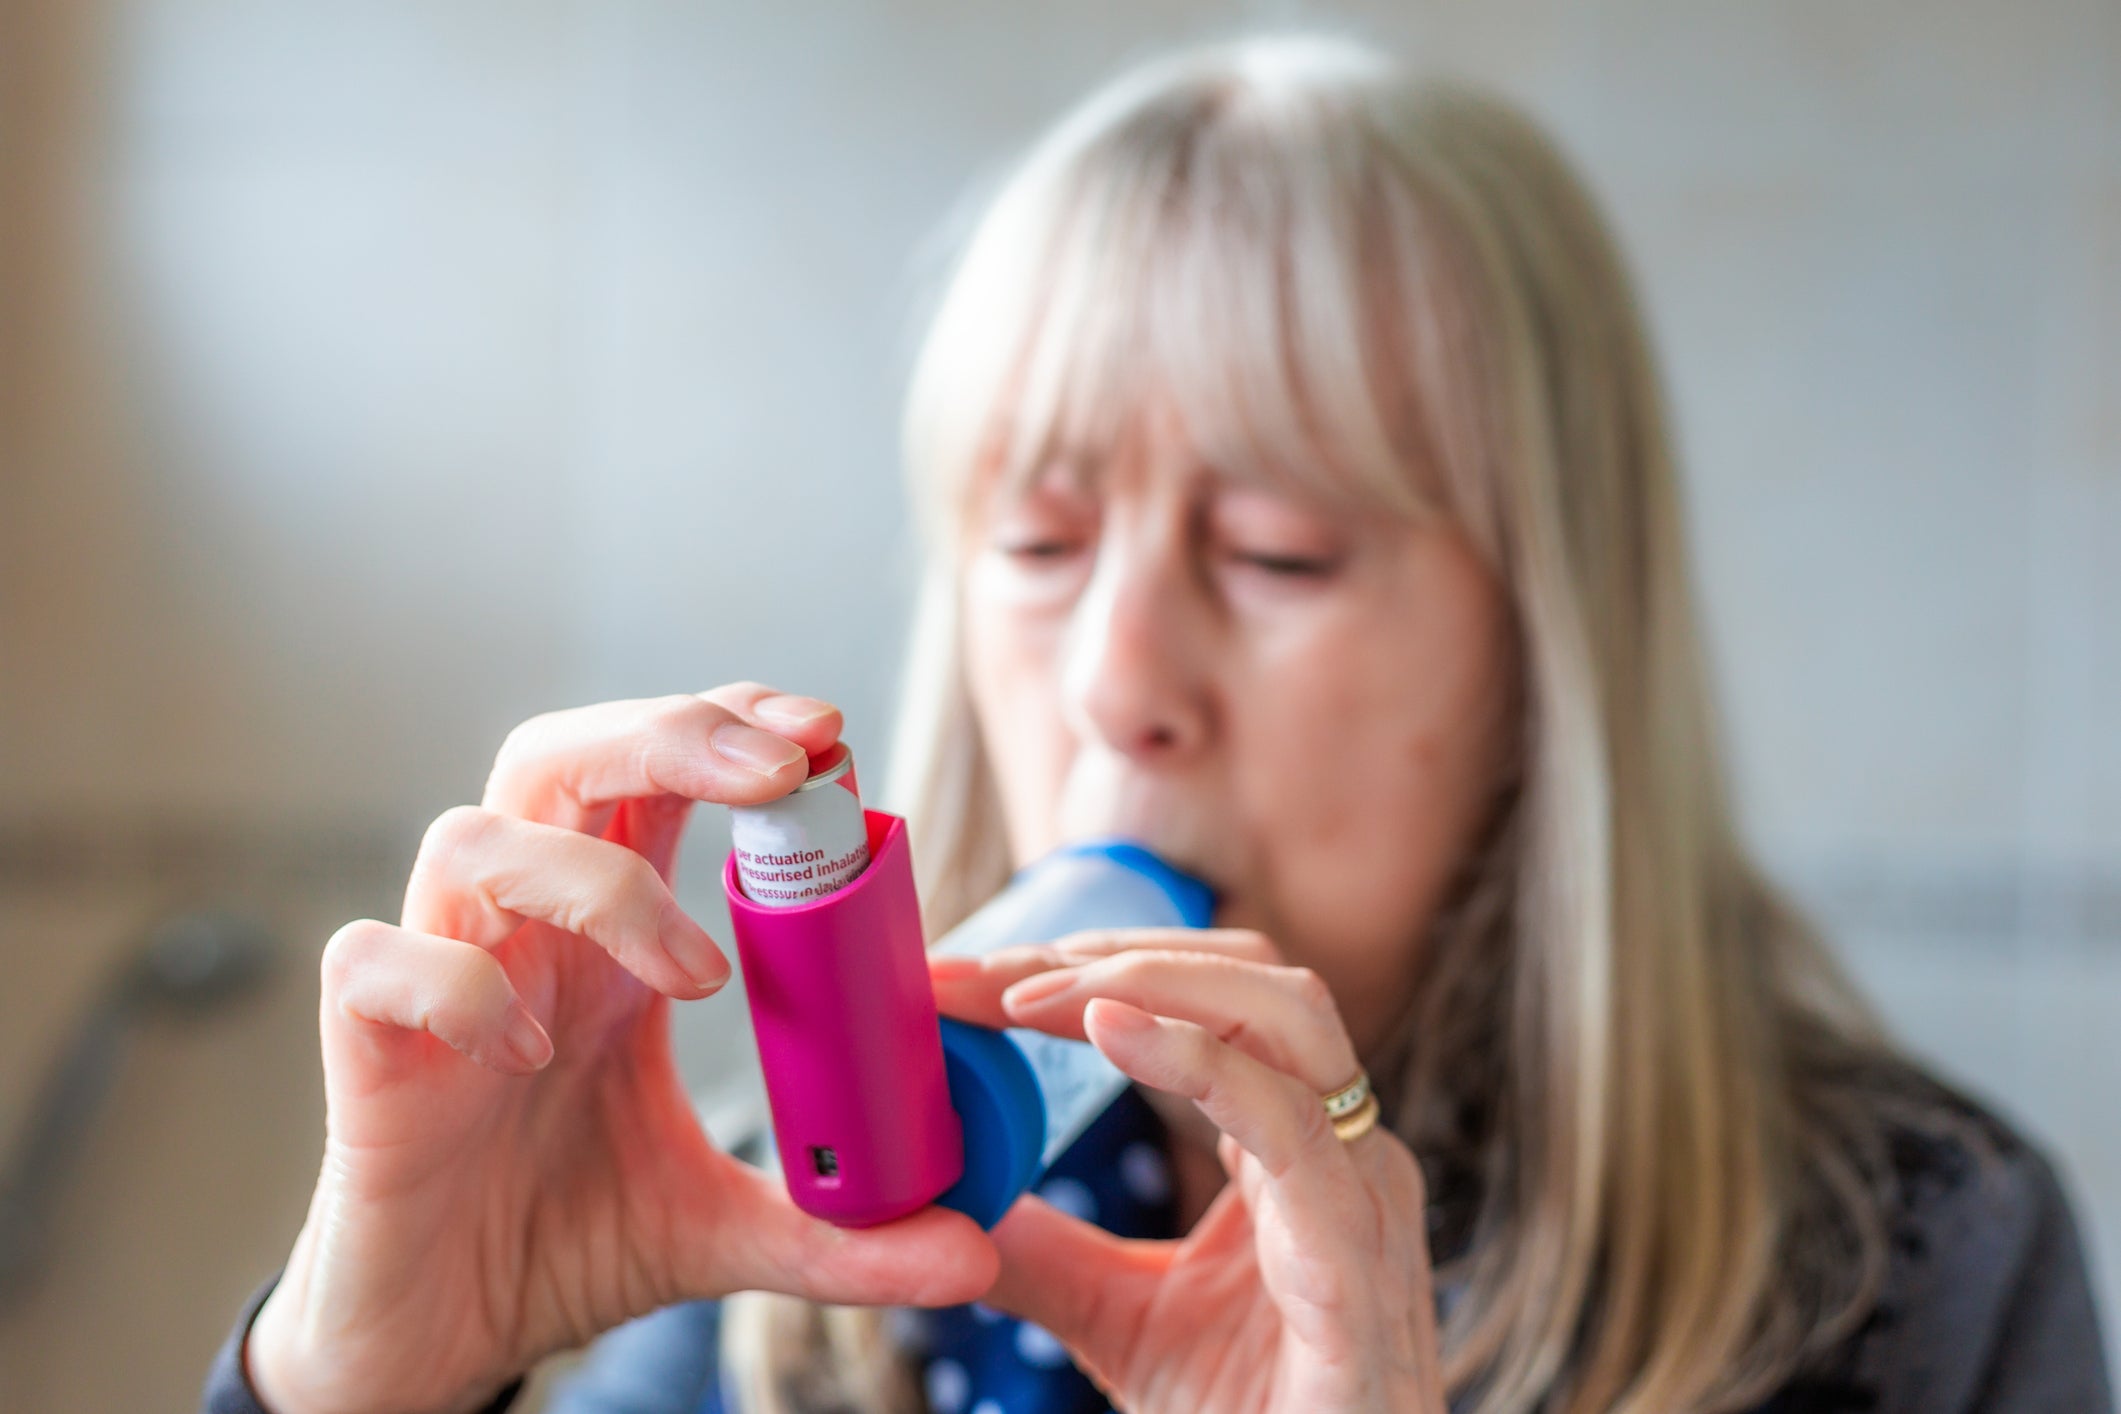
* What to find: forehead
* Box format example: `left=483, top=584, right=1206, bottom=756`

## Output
left=969, top=259, right=1443, bottom=532
left=993, top=393, right=1385, bottom=515
left=932, top=88, right=1483, bottom=545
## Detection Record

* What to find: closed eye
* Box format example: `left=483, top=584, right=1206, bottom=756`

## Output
left=1000, top=540, right=1084, bottom=561
left=1229, top=551, right=1340, bottom=578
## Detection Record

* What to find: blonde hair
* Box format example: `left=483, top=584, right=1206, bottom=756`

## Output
left=727, top=33, right=1901, bottom=1413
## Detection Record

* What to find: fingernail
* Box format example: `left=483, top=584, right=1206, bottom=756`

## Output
left=928, top=955, right=983, bottom=980
left=1002, top=969, right=1077, bottom=1007
left=756, top=693, right=836, bottom=726
left=502, top=1000, right=554, bottom=1070
left=712, top=722, right=806, bottom=776
left=661, top=900, right=731, bottom=991
left=1086, top=997, right=1154, bottom=1033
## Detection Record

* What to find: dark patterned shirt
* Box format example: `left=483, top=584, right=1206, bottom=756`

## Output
left=206, top=1071, right=2113, bottom=1413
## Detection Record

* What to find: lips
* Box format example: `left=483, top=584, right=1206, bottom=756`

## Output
left=1053, top=754, right=1238, bottom=900
left=1066, top=820, right=1227, bottom=893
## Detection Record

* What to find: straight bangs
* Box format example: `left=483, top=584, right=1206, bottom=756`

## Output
left=905, top=60, right=1503, bottom=556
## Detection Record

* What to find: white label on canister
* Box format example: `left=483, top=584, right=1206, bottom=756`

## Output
left=730, top=761, right=869, bottom=907
left=1007, top=1028, right=1131, bottom=1169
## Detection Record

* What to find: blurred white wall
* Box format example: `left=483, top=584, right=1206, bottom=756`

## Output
left=1, top=1, right=2114, bottom=1405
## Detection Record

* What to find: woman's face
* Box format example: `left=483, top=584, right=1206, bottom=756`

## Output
left=961, top=406, right=1518, bottom=1054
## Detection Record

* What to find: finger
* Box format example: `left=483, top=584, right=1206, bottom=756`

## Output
left=998, top=952, right=1360, bottom=1093
left=928, top=928, right=1278, bottom=1029
left=1217, top=1129, right=1249, bottom=1183
left=1223, top=1132, right=1277, bottom=1223
left=1042, top=925, right=1280, bottom=964
left=603, top=684, right=842, bottom=875
left=402, top=806, right=730, bottom=997
left=600, top=792, right=696, bottom=881
left=984, top=1194, right=1166, bottom=1380
left=1082, top=998, right=1374, bottom=1238
left=481, top=689, right=838, bottom=832
left=697, top=680, right=845, bottom=742
left=1215, top=1131, right=1306, bottom=1225
left=321, top=919, right=552, bottom=1075
left=701, top=1162, right=1000, bottom=1308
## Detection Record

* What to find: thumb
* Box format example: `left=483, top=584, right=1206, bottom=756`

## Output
left=696, top=1162, right=1001, bottom=1308
left=985, top=1195, right=1166, bottom=1371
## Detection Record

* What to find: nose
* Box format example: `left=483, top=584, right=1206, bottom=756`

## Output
left=1058, top=525, right=1212, bottom=763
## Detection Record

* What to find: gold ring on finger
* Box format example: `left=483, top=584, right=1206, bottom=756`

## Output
left=1322, top=1071, right=1380, bottom=1143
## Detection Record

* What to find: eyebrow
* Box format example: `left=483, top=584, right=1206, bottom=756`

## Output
left=1007, top=437, right=1339, bottom=510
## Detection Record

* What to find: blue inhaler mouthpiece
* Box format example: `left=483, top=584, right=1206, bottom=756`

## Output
left=931, top=839, right=1215, bottom=1228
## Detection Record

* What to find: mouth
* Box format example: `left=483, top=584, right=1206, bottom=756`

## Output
left=1053, top=755, right=1239, bottom=907
left=1141, top=843, right=1227, bottom=903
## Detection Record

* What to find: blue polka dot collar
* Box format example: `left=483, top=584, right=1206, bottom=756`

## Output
left=898, top=1085, right=1177, bottom=1414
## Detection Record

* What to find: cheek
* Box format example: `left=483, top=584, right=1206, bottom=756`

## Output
left=1237, top=545, right=1516, bottom=966
left=961, top=571, right=1074, bottom=854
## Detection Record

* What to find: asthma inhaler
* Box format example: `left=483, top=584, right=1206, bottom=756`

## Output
left=722, top=744, right=958, bottom=1227
left=923, top=838, right=1213, bottom=1226
left=722, top=746, right=1212, bottom=1229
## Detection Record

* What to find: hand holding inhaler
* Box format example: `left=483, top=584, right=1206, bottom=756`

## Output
left=245, top=688, right=997, bottom=1414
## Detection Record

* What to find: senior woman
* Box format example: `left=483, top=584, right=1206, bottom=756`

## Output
left=204, top=33, right=2110, bottom=1414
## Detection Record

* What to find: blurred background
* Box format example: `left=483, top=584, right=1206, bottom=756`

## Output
left=1, top=1, right=2115, bottom=1408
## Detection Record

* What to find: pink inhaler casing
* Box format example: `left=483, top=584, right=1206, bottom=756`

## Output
left=721, top=808, right=964, bottom=1227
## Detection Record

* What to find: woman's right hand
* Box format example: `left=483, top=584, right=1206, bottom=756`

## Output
left=246, top=686, right=999, bottom=1414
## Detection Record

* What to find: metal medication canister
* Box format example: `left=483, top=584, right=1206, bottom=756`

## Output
left=728, top=742, right=870, bottom=906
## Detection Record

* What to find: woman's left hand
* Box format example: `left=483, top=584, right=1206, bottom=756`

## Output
left=931, top=929, right=1448, bottom=1414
